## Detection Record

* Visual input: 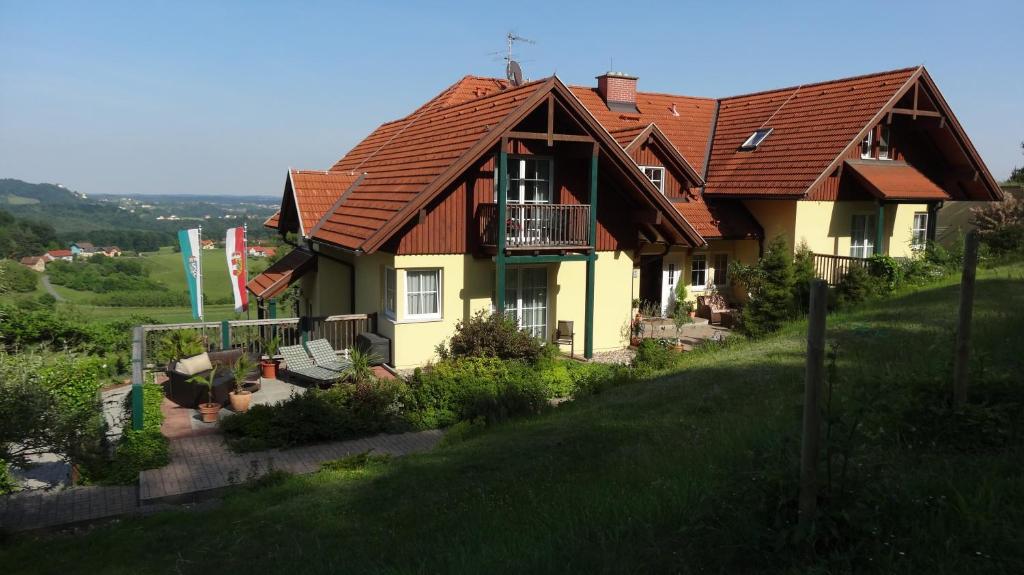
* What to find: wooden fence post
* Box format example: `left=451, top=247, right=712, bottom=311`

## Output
left=953, top=230, right=979, bottom=410
left=131, top=326, right=145, bottom=431
left=799, top=279, right=828, bottom=528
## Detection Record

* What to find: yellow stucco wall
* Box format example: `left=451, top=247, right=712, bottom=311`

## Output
left=658, top=239, right=759, bottom=307
left=551, top=251, right=635, bottom=357
left=793, top=201, right=928, bottom=258
left=744, top=200, right=797, bottom=249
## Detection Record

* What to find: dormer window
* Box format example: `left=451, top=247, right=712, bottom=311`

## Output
left=740, top=128, right=772, bottom=151
left=860, top=129, right=873, bottom=159
left=878, top=125, right=891, bottom=160
left=640, top=166, right=665, bottom=194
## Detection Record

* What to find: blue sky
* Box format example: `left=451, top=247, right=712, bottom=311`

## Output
left=1, top=0, right=1021, bottom=197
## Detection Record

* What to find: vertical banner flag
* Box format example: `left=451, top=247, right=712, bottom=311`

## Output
left=226, top=227, right=248, bottom=313
left=177, top=228, right=203, bottom=320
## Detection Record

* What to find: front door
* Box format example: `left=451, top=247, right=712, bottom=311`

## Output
left=505, top=267, right=549, bottom=339
left=638, top=255, right=663, bottom=312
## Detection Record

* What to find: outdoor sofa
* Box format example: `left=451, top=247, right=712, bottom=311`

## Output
left=165, top=348, right=243, bottom=408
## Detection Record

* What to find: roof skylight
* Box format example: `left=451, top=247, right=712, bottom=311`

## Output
left=740, top=127, right=773, bottom=150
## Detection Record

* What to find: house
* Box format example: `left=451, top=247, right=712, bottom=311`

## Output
left=70, top=242, right=97, bottom=257
left=101, top=246, right=122, bottom=257
left=250, top=66, right=1000, bottom=370
left=46, top=249, right=74, bottom=262
left=201, top=239, right=216, bottom=250
left=248, top=246, right=277, bottom=258
left=20, top=256, right=46, bottom=272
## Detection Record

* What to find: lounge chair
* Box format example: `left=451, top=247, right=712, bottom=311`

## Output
left=279, top=345, right=341, bottom=386
left=304, top=339, right=352, bottom=372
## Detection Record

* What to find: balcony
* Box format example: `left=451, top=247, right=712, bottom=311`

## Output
left=478, top=203, right=591, bottom=253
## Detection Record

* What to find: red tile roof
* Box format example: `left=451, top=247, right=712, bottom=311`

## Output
left=704, top=67, right=919, bottom=197
left=264, top=211, right=280, bottom=229
left=672, top=199, right=762, bottom=239
left=288, top=170, right=362, bottom=236
left=246, top=249, right=314, bottom=299
left=313, top=79, right=547, bottom=249
left=571, top=87, right=716, bottom=171
left=844, top=160, right=951, bottom=201
left=48, top=249, right=72, bottom=257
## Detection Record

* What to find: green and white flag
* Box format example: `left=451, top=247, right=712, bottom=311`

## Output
left=177, top=228, right=203, bottom=320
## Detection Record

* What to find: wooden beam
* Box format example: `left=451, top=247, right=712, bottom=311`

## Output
left=891, top=107, right=942, bottom=118
left=417, top=209, right=427, bottom=224
left=913, top=81, right=919, bottom=119
left=506, top=130, right=595, bottom=143
left=546, top=94, right=554, bottom=147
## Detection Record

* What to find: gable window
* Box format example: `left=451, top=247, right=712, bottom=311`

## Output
left=497, top=156, right=553, bottom=204
left=740, top=127, right=773, bottom=151
left=384, top=267, right=397, bottom=319
left=713, top=254, right=729, bottom=286
left=850, top=214, right=876, bottom=258
left=912, top=212, right=928, bottom=250
left=860, top=129, right=874, bottom=159
left=878, top=125, right=891, bottom=160
left=640, top=166, right=665, bottom=194
left=406, top=269, right=442, bottom=320
left=690, top=254, right=707, bottom=289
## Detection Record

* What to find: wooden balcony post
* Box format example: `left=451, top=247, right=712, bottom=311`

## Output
left=584, top=147, right=598, bottom=358
left=875, top=202, right=885, bottom=255
left=496, top=142, right=508, bottom=313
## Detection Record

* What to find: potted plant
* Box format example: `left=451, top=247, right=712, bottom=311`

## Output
left=155, top=330, right=204, bottom=372
left=675, top=284, right=697, bottom=318
left=629, top=315, right=644, bottom=347
left=190, top=367, right=220, bottom=423
left=260, top=334, right=281, bottom=379
left=672, top=310, right=692, bottom=352
left=228, top=355, right=257, bottom=413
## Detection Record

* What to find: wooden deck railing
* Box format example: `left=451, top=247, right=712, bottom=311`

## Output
left=812, top=253, right=869, bottom=286
left=478, top=203, right=590, bottom=250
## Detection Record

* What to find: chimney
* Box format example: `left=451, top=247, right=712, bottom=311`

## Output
left=596, top=72, right=638, bottom=113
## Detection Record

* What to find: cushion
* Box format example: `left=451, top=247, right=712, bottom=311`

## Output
left=175, top=352, right=213, bottom=376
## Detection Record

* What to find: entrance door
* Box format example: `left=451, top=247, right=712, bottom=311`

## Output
left=638, top=255, right=663, bottom=311
left=505, top=267, right=549, bottom=339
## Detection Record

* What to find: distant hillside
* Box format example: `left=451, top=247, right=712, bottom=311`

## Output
left=0, top=179, right=278, bottom=251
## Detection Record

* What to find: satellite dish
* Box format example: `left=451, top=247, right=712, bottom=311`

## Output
left=506, top=60, right=523, bottom=86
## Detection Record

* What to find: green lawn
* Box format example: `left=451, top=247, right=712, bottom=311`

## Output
left=3, top=264, right=1022, bottom=574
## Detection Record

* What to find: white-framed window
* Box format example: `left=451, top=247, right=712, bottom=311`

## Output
left=504, top=267, right=548, bottom=339
left=690, top=254, right=707, bottom=289
left=405, top=269, right=442, bottom=320
left=640, top=166, right=665, bottom=194
left=912, top=212, right=929, bottom=250
left=860, top=129, right=873, bottom=159
left=740, top=127, right=773, bottom=150
left=878, top=125, right=891, bottom=160
left=713, top=254, right=729, bottom=286
left=667, top=263, right=675, bottom=286
left=384, top=267, right=397, bottom=319
left=496, top=156, right=553, bottom=204
left=850, top=214, right=876, bottom=258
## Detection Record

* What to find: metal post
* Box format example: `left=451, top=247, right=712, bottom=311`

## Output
left=220, top=319, right=230, bottom=350
left=799, top=279, right=827, bottom=528
left=875, top=202, right=885, bottom=255
left=268, top=299, right=277, bottom=319
left=496, top=144, right=508, bottom=314
left=131, top=326, right=145, bottom=431
left=584, top=148, right=598, bottom=358
left=953, top=231, right=979, bottom=410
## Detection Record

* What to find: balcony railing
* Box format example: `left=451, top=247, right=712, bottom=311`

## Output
left=478, top=203, right=591, bottom=250
left=812, top=253, right=870, bottom=286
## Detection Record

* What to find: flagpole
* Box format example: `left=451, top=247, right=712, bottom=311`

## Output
left=244, top=222, right=251, bottom=321
left=197, top=225, right=204, bottom=323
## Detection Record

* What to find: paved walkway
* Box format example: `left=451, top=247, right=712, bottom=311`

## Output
left=1, top=430, right=443, bottom=531
left=40, top=274, right=65, bottom=301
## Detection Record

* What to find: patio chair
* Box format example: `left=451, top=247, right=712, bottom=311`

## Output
left=304, top=339, right=352, bottom=372
left=279, top=345, right=341, bottom=386
left=554, top=320, right=574, bottom=358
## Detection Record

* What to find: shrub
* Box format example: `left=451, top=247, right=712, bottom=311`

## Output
left=835, top=263, right=876, bottom=307
left=737, top=235, right=795, bottom=338
left=566, top=361, right=636, bottom=396
left=0, top=260, right=37, bottom=292
left=791, top=241, right=816, bottom=312
left=222, top=380, right=412, bottom=452
left=632, top=339, right=678, bottom=373
left=867, top=254, right=901, bottom=290
left=437, top=310, right=542, bottom=363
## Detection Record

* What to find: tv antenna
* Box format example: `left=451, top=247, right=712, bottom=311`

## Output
left=504, top=32, right=535, bottom=86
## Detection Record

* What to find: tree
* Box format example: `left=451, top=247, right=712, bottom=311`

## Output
left=1010, top=141, right=1024, bottom=184
left=737, top=235, right=796, bottom=338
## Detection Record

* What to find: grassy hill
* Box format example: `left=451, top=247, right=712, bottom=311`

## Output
left=3, top=263, right=1022, bottom=573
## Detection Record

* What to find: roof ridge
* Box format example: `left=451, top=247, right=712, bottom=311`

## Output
left=719, top=65, right=922, bottom=102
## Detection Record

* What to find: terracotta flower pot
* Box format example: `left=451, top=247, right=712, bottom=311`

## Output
left=198, top=402, right=221, bottom=423
left=688, top=311, right=696, bottom=318
left=260, top=359, right=279, bottom=379
left=673, top=341, right=684, bottom=352
left=229, top=390, right=252, bottom=413
left=630, top=336, right=642, bottom=347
